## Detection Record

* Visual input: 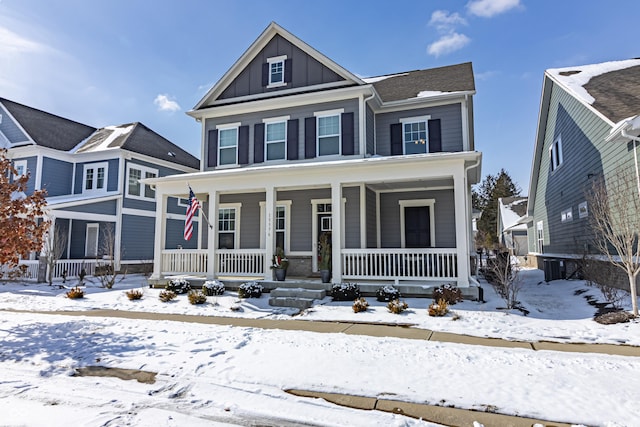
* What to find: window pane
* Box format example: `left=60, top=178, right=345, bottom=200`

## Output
left=128, top=168, right=141, bottom=196
left=219, top=128, right=237, bottom=148
left=97, top=167, right=105, bottom=189
left=219, top=147, right=236, bottom=165
left=85, top=169, right=94, bottom=190
left=266, top=122, right=285, bottom=142
left=270, top=61, right=283, bottom=83
left=319, top=136, right=339, bottom=155
left=218, top=233, right=234, bottom=249
left=267, top=141, right=285, bottom=160
left=318, top=116, right=339, bottom=137
left=404, top=121, right=427, bottom=154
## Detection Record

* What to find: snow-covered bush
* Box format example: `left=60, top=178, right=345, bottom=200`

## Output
left=202, top=280, right=225, bottom=296
left=433, top=283, right=463, bottom=305
left=165, top=278, right=191, bottom=294
left=159, top=290, right=177, bottom=302
left=331, top=282, right=360, bottom=301
left=375, top=285, right=401, bottom=302
left=188, top=290, right=207, bottom=305
left=238, top=281, right=263, bottom=298
left=66, top=286, right=84, bottom=299
left=428, top=298, right=449, bottom=317
left=352, top=297, right=369, bottom=313
left=125, top=289, right=143, bottom=300
left=387, top=299, right=408, bottom=314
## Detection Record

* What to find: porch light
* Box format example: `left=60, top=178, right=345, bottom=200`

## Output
left=415, top=139, right=426, bottom=144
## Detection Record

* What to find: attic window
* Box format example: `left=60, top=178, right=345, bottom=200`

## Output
left=559, top=70, right=581, bottom=76
left=266, top=55, right=287, bottom=88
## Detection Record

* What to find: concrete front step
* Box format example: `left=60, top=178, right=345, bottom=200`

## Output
left=269, top=296, right=316, bottom=310
left=270, top=287, right=327, bottom=299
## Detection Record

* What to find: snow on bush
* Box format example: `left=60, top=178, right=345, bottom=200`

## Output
left=202, top=280, right=225, bottom=296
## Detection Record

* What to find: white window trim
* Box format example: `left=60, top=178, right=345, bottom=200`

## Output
left=399, top=199, right=436, bottom=248
left=218, top=203, right=242, bottom=250
left=177, top=197, right=190, bottom=208
left=85, top=223, right=99, bottom=257
left=550, top=135, right=563, bottom=172
left=126, top=163, right=158, bottom=201
left=263, top=118, right=289, bottom=162
left=400, top=115, right=431, bottom=155
left=578, top=201, right=588, bottom=219
left=267, top=55, right=287, bottom=88
left=536, top=220, right=544, bottom=253
left=314, top=109, right=344, bottom=157
left=259, top=200, right=292, bottom=253
left=83, top=161, right=109, bottom=194
left=561, top=207, right=573, bottom=223
left=215, top=123, right=241, bottom=167
left=13, top=159, right=27, bottom=180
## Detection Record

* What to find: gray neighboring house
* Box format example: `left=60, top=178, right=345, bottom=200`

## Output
left=525, top=59, right=640, bottom=279
left=497, top=196, right=527, bottom=256
left=0, top=97, right=199, bottom=276
left=147, top=22, right=482, bottom=293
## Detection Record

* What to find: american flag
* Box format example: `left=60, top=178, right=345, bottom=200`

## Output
left=184, top=187, right=200, bottom=241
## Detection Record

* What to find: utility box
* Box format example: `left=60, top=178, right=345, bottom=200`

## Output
left=543, top=259, right=566, bottom=282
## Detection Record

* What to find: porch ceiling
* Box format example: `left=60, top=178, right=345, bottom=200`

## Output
left=366, top=177, right=453, bottom=192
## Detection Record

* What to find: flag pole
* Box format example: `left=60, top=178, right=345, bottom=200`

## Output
left=188, top=184, right=213, bottom=229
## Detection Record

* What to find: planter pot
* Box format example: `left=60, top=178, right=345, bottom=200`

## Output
left=275, top=268, right=287, bottom=281
left=320, top=269, right=331, bottom=283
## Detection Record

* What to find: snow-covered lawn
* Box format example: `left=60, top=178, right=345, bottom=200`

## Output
left=0, top=268, right=638, bottom=426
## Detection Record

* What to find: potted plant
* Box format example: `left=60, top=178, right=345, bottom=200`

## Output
left=270, top=247, right=289, bottom=281
left=318, top=232, right=332, bottom=283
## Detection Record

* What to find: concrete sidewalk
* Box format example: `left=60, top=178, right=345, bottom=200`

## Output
left=10, top=308, right=638, bottom=427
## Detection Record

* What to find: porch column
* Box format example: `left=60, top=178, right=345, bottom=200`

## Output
left=114, top=198, right=122, bottom=271
left=264, top=185, right=276, bottom=278
left=331, top=181, right=342, bottom=283
left=453, top=168, right=470, bottom=287
left=206, top=191, right=218, bottom=280
left=150, top=192, right=168, bottom=280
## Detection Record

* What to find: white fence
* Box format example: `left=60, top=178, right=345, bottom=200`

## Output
left=216, top=249, right=265, bottom=276
left=342, top=248, right=458, bottom=280
left=161, top=250, right=208, bottom=275
left=7, top=259, right=100, bottom=281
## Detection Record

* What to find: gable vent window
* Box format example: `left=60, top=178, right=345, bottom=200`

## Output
left=550, top=135, right=563, bottom=171
left=263, top=55, right=291, bottom=88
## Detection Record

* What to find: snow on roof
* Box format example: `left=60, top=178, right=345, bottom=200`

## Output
left=547, top=59, right=640, bottom=105
left=361, top=73, right=410, bottom=84
left=74, top=123, right=136, bottom=153
left=499, top=197, right=528, bottom=232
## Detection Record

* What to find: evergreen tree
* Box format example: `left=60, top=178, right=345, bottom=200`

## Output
left=473, top=169, right=521, bottom=248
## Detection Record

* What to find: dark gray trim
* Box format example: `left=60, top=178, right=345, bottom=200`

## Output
left=287, top=119, right=298, bottom=160
left=390, top=123, right=402, bottom=155
left=254, top=123, right=265, bottom=163
left=207, top=129, right=218, bottom=167
left=284, top=58, right=292, bottom=83
left=341, top=112, right=354, bottom=155
left=305, top=117, right=316, bottom=159
left=238, top=125, right=249, bottom=165
left=428, top=119, right=442, bottom=153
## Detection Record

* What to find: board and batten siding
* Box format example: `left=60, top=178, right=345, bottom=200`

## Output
left=41, top=157, right=74, bottom=197
left=218, top=34, right=345, bottom=100
left=204, top=98, right=360, bottom=171
left=530, top=80, right=632, bottom=256
left=375, top=103, right=464, bottom=156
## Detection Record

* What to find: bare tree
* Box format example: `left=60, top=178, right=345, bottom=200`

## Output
left=42, top=223, right=67, bottom=285
left=96, top=223, right=121, bottom=289
left=484, top=247, right=523, bottom=309
left=587, top=167, right=640, bottom=316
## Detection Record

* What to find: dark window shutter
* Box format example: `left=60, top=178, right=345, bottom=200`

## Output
left=341, top=112, right=354, bottom=155
left=428, top=119, right=442, bottom=153
left=254, top=123, right=265, bottom=163
left=305, top=117, right=316, bottom=159
left=238, top=125, right=249, bottom=165
left=262, top=63, right=269, bottom=86
left=207, top=129, right=218, bottom=167
left=284, top=58, right=293, bottom=83
left=390, top=123, right=403, bottom=155
left=287, top=119, right=299, bottom=160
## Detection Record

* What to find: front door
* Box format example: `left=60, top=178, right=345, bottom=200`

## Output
left=405, top=206, right=431, bottom=248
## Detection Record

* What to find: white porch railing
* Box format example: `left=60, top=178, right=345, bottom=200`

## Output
left=9, top=259, right=100, bottom=281
left=162, top=249, right=208, bottom=275
left=217, top=249, right=265, bottom=276
left=342, top=248, right=458, bottom=281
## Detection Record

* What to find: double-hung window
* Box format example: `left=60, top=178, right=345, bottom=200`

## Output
left=126, top=163, right=158, bottom=200
left=13, top=160, right=27, bottom=180
left=536, top=221, right=544, bottom=253
left=218, top=206, right=240, bottom=249
left=83, top=162, right=108, bottom=193
left=401, top=116, right=429, bottom=154
left=264, top=117, right=288, bottom=161
left=267, top=55, right=286, bottom=87
left=218, top=125, right=239, bottom=166
left=316, top=111, right=341, bottom=156
left=550, top=135, right=563, bottom=171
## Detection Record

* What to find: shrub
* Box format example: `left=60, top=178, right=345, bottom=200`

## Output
left=159, top=290, right=177, bottom=302
left=387, top=299, right=408, bottom=314
left=202, top=280, right=225, bottom=296
left=331, top=282, right=360, bottom=301
left=188, top=290, right=207, bottom=305
left=238, top=281, right=263, bottom=298
left=125, top=289, right=143, bottom=301
left=428, top=298, right=449, bottom=317
left=165, top=278, right=191, bottom=294
left=352, top=297, right=369, bottom=313
left=376, top=285, right=401, bottom=302
left=433, top=284, right=463, bottom=305
left=66, top=286, right=84, bottom=299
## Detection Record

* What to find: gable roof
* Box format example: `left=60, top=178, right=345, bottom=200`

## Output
left=498, top=196, right=528, bottom=233
left=0, top=97, right=96, bottom=150
left=547, top=59, right=640, bottom=124
left=364, top=62, right=475, bottom=103
left=76, top=122, right=200, bottom=169
left=194, top=22, right=365, bottom=110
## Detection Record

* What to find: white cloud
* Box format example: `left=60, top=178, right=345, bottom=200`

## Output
left=0, top=26, right=45, bottom=54
left=466, top=0, right=521, bottom=18
left=154, top=94, right=181, bottom=113
left=429, top=10, right=467, bottom=32
left=427, top=32, right=471, bottom=57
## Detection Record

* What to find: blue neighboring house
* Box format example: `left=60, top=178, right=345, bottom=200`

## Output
left=0, top=97, right=199, bottom=276
left=146, top=22, right=482, bottom=295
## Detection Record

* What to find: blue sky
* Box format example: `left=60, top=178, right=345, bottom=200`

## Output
left=1, top=0, right=639, bottom=194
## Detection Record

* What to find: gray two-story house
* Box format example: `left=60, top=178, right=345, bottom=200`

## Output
left=147, top=22, right=482, bottom=293
left=0, top=98, right=199, bottom=277
left=526, top=59, right=640, bottom=281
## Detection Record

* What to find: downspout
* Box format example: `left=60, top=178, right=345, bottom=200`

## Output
left=464, top=156, right=481, bottom=284
left=621, top=129, right=640, bottom=201
left=362, top=90, right=375, bottom=155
